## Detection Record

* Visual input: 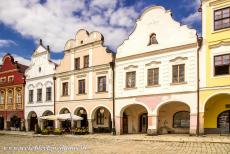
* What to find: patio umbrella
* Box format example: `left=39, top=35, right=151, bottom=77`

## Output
left=57, top=113, right=83, bottom=121
left=39, top=115, right=57, bottom=120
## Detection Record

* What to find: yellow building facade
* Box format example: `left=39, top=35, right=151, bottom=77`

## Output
left=200, top=0, right=230, bottom=134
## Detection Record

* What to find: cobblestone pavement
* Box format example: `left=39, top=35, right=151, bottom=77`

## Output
left=0, top=134, right=230, bottom=154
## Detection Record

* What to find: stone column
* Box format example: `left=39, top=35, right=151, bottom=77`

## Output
left=55, top=120, right=60, bottom=129
left=4, top=117, right=7, bottom=130
left=147, top=115, right=157, bottom=135
left=189, top=113, right=197, bottom=135
left=25, top=119, right=29, bottom=131
left=199, top=112, right=204, bottom=135
left=115, top=116, right=122, bottom=135
left=88, top=119, right=93, bottom=133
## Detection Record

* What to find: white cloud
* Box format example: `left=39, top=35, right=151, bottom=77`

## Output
left=0, top=39, right=16, bottom=47
left=0, top=52, right=30, bottom=66
left=182, top=12, right=201, bottom=27
left=0, top=0, right=139, bottom=52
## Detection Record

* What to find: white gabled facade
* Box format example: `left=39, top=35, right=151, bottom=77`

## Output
left=24, top=40, right=56, bottom=131
left=115, top=6, right=199, bottom=135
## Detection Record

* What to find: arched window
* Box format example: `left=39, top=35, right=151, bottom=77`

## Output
left=97, top=108, right=104, bottom=125
left=148, top=33, right=158, bottom=45
left=0, top=91, right=5, bottom=104
left=16, top=88, right=22, bottom=104
left=173, top=111, right=190, bottom=128
left=7, top=89, right=13, bottom=104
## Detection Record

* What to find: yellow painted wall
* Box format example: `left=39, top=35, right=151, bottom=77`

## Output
left=204, top=94, right=230, bottom=128
left=204, top=0, right=230, bottom=87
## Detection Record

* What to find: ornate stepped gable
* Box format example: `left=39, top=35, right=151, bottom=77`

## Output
left=117, top=6, right=197, bottom=58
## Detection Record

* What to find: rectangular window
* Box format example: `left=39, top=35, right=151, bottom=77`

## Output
left=98, top=76, right=106, bottom=92
left=84, top=55, right=89, bottom=68
left=172, top=64, right=185, bottom=83
left=0, top=77, right=6, bottom=83
left=147, top=68, right=159, bottom=86
left=29, top=90, right=33, bottom=103
left=0, top=91, right=4, bottom=104
left=214, top=7, right=230, bottom=30
left=74, top=58, right=80, bottom=70
left=8, top=76, right=14, bottom=83
left=78, top=79, right=85, bottom=94
left=214, top=54, right=230, bottom=76
left=46, top=87, right=52, bottom=101
left=126, top=71, right=136, bottom=88
left=62, top=82, right=69, bottom=96
left=37, top=88, right=42, bottom=102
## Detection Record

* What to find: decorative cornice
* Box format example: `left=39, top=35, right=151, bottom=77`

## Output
left=209, top=0, right=230, bottom=6
left=145, top=61, right=161, bottom=66
left=96, top=71, right=108, bottom=75
left=116, top=43, right=197, bottom=62
left=170, top=56, right=188, bottom=62
left=209, top=40, right=230, bottom=49
left=124, top=65, right=138, bottom=70
left=77, top=74, right=87, bottom=78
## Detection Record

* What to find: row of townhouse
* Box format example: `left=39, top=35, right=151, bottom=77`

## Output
left=0, top=1, right=230, bottom=135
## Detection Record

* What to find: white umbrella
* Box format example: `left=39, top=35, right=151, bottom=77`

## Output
left=57, top=113, right=83, bottom=121
left=39, top=115, right=57, bottom=120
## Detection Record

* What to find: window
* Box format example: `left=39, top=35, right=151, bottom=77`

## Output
left=46, top=87, right=52, bottom=101
left=97, top=108, right=104, bottom=125
left=78, top=79, right=85, bottom=94
left=147, top=68, right=159, bottom=86
left=75, top=58, right=80, bottom=70
left=214, top=54, right=230, bottom=76
left=0, top=77, right=6, bottom=83
left=173, top=111, right=190, bottom=128
left=172, top=64, right=185, bottom=83
left=8, top=76, right=14, bottom=83
left=84, top=55, right=89, bottom=68
left=214, top=7, right=230, bottom=30
left=0, top=91, right=5, bottom=104
left=16, top=93, right=21, bottom=104
left=37, top=88, right=42, bottom=102
left=148, top=33, right=158, bottom=45
left=39, top=67, right=41, bottom=72
left=126, top=71, right=136, bottom=88
left=62, top=82, right=68, bottom=96
left=98, top=76, right=106, bottom=92
left=7, top=89, right=13, bottom=104
left=29, top=90, right=33, bottom=103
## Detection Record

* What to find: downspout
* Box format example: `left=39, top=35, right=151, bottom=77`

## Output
left=110, top=53, right=116, bottom=135
left=196, top=3, right=203, bottom=136
left=53, top=76, right=56, bottom=115
left=196, top=36, right=203, bottom=136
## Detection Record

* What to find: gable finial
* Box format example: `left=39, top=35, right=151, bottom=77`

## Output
left=39, top=39, right=43, bottom=45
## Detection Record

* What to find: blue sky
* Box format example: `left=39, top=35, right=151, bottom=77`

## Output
left=0, top=0, right=201, bottom=65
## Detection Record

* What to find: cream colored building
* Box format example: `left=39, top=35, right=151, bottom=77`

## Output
left=55, top=29, right=114, bottom=133
left=115, top=6, right=199, bottom=135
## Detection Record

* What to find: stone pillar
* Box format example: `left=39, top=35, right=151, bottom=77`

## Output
left=147, top=115, right=157, bottom=135
left=88, top=119, right=93, bottom=133
left=40, top=120, right=44, bottom=130
left=115, top=116, right=122, bottom=135
left=189, top=113, right=197, bottom=135
left=25, top=119, right=29, bottom=131
left=199, top=112, right=204, bottom=135
left=4, top=118, right=7, bottom=130
left=55, top=120, right=60, bottom=129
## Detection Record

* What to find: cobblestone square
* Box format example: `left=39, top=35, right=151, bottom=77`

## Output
left=0, top=134, right=230, bottom=154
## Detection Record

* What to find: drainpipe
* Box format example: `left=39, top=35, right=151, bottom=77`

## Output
left=196, top=36, right=203, bottom=136
left=53, top=76, right=56, bottom=115
left=196, top=3, right=203, bottom=136
left=110, top=53, right=116, bottom=135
